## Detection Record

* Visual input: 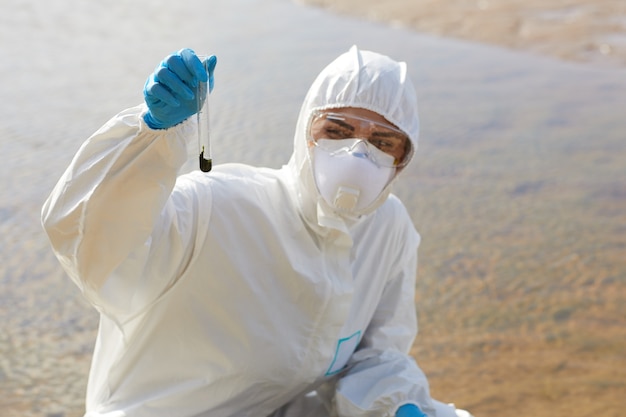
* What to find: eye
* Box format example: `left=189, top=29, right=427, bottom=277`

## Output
left=324, top=126, right=352, bottom=139
left=369, top=138, right=394, bottom=150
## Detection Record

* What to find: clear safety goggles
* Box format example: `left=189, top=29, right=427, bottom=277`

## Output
left=308, top=111, right=413, bottom=168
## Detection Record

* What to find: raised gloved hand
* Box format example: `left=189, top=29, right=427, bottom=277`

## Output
left=396, top=403, right=428, bottom=417
left=143, top=48, right=217, bottom=130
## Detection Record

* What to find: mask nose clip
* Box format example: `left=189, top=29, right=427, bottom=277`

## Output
left=347, top=139, right=370, bottom=159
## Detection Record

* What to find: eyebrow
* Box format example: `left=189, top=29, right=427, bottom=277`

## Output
left=325, top=114, right=408, bottom=143
left=326, top=117, right=355, bottom=131
left=371, top=130, right=406, bottom=140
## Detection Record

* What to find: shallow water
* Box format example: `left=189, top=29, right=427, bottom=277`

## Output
left=1, top=0, right=625, bottom=415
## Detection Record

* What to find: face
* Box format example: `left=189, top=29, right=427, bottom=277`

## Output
left=309, top=107, right=412, bottom=167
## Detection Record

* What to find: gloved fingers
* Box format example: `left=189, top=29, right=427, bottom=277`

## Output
left=144, top=75, right=180, bottom=107
left=202, top=55, right=217, bottom=93
left=154, top=64, right=195, bottom=101
left=165, top=54, right=198, bottom=89
left=142, top=49, right=215, bottom=129
left=395, top=404, right=427, bottom=417
left=179, top=48, right=209, bottom=84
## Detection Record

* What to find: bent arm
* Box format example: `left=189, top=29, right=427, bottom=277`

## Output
left=41, top=104, right=201, bottom=319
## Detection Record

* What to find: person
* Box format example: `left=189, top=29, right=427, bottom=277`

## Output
left=41, top=46, right=473, bottom=417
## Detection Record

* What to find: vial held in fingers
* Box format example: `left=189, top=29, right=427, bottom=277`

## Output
left=197, top=56, right=212, bottom=172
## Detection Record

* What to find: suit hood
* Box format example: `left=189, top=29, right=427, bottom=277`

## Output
left=286, top=45, right=419, bottom=233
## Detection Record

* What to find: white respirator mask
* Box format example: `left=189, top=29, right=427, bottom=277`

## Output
left=311, top=138, right=396, bottom=212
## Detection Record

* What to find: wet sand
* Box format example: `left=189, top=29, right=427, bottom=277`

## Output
left=298, top=0, right=626, bottom=68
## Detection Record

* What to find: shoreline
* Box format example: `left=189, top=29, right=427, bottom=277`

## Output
left=296, top=0, right=626, bottom=69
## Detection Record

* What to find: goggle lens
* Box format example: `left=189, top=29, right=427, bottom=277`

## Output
left=309, top=112, right=412, bottom=167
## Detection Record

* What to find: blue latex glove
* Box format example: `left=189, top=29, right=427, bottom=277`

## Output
left=143, top=48, right=217, bottom=129
left=396, top=403, right=428, bottom=417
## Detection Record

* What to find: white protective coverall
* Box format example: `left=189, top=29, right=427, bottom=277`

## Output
left=42, top=46, right=463, bottom=417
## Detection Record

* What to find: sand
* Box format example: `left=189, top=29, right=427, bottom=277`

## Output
left=297, top=0, right=626, bottom=68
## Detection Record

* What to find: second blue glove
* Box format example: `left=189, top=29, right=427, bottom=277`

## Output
left=143, top=48, right=217, bottom=130
left=396, top=403, right=428, bottom=417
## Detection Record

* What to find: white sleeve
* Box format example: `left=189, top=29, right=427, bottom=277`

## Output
left=333, top=228, right=436, bottom=417
left=41, top=105, right=207, bottom=322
